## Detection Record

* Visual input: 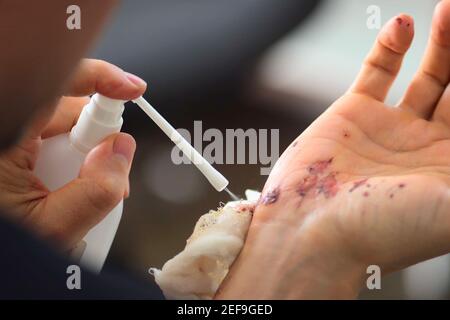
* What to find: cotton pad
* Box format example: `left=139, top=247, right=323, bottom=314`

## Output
left=150, top=190, right=260, bottom=300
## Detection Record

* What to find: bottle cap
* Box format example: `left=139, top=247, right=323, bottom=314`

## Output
left=70, top=94, right=125, bottom=153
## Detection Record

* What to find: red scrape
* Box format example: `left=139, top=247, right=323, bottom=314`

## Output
left=349, top=178, right=368, bottom=192
left=260, top=187, right=280, bottom=205
left=298, top=175, right=318, bottom=196
left=317, top=173, right=339, bottom=198
left=307, top=158, right=333, bottom=175
left=298, top=158, right=339, bottom=199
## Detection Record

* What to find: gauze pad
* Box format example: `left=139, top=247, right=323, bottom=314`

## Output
left=150, top=190, right=260, bottom=299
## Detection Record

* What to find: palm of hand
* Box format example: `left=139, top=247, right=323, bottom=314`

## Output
left=260, top=93, right=450, bottom=272
left=255, top=10, right=450, bottom=273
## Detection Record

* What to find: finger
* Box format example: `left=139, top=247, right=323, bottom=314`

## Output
left=41, top=96, right=89, bottom=139
left=400, top=0, right=450, bottom=118
left=26, top=59, right=146, bottom=140
left=433, top=86, right=450, bottom=125
left=429, top=2, right=450, bottom=123
left=65, top=59, right=147, bottom=100
left=39, top=133, right=135, bottom=248
left=349, top=14, right=414, bottom=102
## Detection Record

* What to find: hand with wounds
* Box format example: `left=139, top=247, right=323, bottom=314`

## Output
left=0, top=59, right=146, bottom=252
left=214, top=1, right=450, bottom=299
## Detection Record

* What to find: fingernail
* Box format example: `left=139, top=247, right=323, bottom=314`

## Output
left=125, top=72, right=146, bottom=87
left=113, top=134, right=136, bottom=165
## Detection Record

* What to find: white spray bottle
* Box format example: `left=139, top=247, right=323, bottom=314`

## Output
left=34, top=94, right=126, bottom=273
left=34, top=93, right=230, bottom=273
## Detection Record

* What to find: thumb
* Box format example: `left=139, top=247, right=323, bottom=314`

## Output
left=41, top=133, right=136, bottom=248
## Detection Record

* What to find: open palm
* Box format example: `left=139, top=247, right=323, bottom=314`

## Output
left=253, top=5, right=450, bottom=278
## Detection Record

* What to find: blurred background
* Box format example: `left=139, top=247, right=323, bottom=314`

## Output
left=91, top=0, right=449, bottom=299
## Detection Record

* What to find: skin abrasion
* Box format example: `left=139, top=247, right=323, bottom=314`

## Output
left=260, top=187, right=280, bottom=205
left=307, top=158, right=333, bottom=175
left=386, top=182, right=406, bottom=199
left=343, top=130, right=350, bottom=138
left=296, top=158, right=339, bottom=200
left=298, top=175, right=318, bottom=197
left=317, top=173, right=339, bottom=198
left=349, top=178, right=368, bottom=192
left=262, top=160, right=409, bottom=206
left=348, top=178, right=407, bottom=199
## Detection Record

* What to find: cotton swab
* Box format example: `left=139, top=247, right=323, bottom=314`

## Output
left=132, top=96, right=229, bottom=192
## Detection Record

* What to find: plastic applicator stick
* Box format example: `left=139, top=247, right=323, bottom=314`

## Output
left=132, top=96, right=229, bottom=192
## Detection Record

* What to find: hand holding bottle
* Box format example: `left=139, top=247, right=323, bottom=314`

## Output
left=0, top=59, right=146, bottom=252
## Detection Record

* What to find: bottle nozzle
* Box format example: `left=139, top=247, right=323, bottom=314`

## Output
left=70, top=94, right=125, bottom=153
left=131, top=96, right=229, bottom=192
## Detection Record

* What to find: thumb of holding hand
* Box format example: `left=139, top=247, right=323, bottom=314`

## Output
left=40, top=133, right=135, bottom=248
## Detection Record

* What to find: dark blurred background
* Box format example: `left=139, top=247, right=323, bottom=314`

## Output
left=91, top=0, right=449, bottom=299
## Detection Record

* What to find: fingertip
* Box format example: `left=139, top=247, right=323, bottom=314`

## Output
left=83, top=133, right=136, bottom=176
left=125, top=72, right=147, bottom=92
left=112, top=133, right=136, bottom=166
left=78, top=59, right=147, bottom=101
left=99, top=72, right=146, bottom=100
left=432, top=0, right=450, bottom=46
left=379, top=14, right=414, bottom=54
left=394, top=13, right=414, bottom=27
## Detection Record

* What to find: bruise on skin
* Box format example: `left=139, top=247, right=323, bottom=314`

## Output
left=317, top=173, right=338, bottom=198
left=298, top=175, right=318, bottom=196
left=297, top=158, right=339, bottom=199
left=307, top=158, right=333, bottom=175
left=349, top=178, right=368, bottom=192
left=398, top=183, right=405, bottom=189
left=260, top=187, right=280, bottom=205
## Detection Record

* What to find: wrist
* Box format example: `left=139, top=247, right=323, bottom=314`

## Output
left=215, top=219, right=365, bottom=299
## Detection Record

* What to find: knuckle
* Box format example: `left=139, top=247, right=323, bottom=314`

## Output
left=364, top=58, right=396, bottom=77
